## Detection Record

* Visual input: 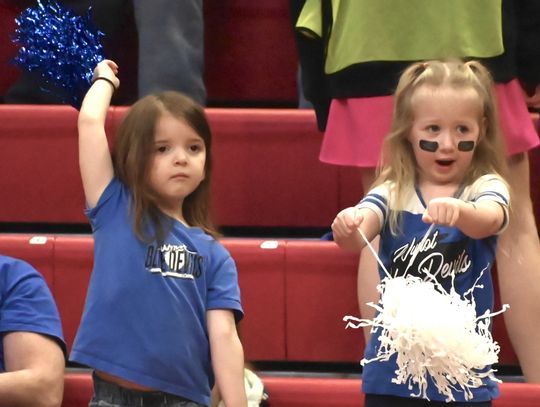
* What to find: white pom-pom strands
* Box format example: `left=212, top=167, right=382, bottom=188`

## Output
left=345, top=225, right=508, bottom=402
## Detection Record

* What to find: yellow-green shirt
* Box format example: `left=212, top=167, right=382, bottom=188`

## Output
left=297, top=0, right=503, bottom=74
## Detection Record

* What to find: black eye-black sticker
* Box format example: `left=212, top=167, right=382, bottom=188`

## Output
left=457, top=141, right=475, bottom=151
left=419, top=140, right=439, bottom=152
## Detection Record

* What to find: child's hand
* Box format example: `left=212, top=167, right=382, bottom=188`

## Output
left=422, top=197, right=463, bottom=226
left=332, top=207, right=364, bottom=240
left=92, top=59, right=120, bottom=90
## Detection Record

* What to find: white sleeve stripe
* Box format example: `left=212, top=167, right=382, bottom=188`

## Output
left=360, top=195, right=387, bottom=213
left=357, top=194, right=388, bottom=224
left=361, top=193, right=386, bottom=205
left=475, top=191, right=509, bottom=206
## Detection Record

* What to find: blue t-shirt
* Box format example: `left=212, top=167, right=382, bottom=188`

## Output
left=358, top=175, right=509, bottom=402
left=0, top=255, right=65, bottom=371
left=70, top=178, right=243, bottom=406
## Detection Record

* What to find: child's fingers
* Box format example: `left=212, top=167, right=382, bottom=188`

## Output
left=95, top=60, right=119, bottom=75
left=331, top=220, right=350, bottom=239
left=439, top=204, right=454, bottom=225
left=426, top=205, right=447, bottom=224
left=92, top=60, right=120, bottom=89
left=332, top=208, right=362, bottom=236
left=331, top=214, right=346, bottom=236
left=440, top=206, right=451, bottom=224
left=352, top=208, right=364, bottom=228
left=422, top=211, right=433, bottom=224
left=101, top=59, right=118, bottom=69
left=340, top=215, right=356, bottom=232
left=424, top=200, right=460, bottom=226
left=449, top=210, right=459, bottom=226
left=343, top=208, right=362, bottom=229
left=108, top=61, right=119, bottom=74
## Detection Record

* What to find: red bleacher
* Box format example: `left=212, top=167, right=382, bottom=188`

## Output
left=0, top=105, right=363, bottom=228
left=1, top=105, right=539, bottom=230
left=0, top=233, right=532, bottom=406
left=0, top=105, right=537, bottom=370
left=0, top=233, right=517, bottom=367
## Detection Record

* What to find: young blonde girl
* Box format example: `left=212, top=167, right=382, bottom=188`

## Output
left=332, top=60, right=509, bottom=406
left=70, top=60, right=247, bottom=407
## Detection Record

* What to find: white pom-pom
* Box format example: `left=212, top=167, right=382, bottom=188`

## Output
left=345, top=272, right=507, bottom=402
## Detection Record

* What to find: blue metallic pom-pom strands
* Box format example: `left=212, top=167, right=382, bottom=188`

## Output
left=12, top=0, right=105, bottom=109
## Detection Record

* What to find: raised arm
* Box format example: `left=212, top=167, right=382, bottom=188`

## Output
left=78, top=60, right=120, bottom=208
left=0, top=331, right=65, bottom=407
left=207, top=310, right=247, bottom=407
left=331, top=206, right=381, bottom=253
left=423, top=197, right=506, bottom=239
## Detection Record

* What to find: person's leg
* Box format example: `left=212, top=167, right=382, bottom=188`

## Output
left=496, top=152, right=540, bottom=382
left=357, top=168, right=380, bottom=343
left=132, top=0, right=206, bottom=104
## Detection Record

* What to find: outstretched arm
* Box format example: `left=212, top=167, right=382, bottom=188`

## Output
left=331, top=206, right=381, bottom=253
left=78, top=60, right=120, bottom=209
left=0, top=332, right=65, bottom=407
left=423, top=197, right=506, bottom=239
left=208, top=310, right=247, bottom=407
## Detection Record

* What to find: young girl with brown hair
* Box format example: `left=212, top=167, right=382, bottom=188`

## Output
left=70, top=60, right=247, bottom=407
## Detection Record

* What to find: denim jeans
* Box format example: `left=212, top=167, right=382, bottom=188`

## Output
left=89, top=372, right=207, bottom=407
left=132, top=0, right=206, bottom=104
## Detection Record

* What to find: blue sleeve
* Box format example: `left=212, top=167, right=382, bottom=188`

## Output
left=85, top=177, right=127, bottom=231
left=206, top=246, right=244, bottom=323
left=0, top=256, right=66, bottom=365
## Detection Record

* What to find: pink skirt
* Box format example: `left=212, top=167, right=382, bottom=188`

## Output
left=320, top=79, right=540, bottom=167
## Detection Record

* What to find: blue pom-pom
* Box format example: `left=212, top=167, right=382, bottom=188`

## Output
left=12, top=0, right=105, bottom=109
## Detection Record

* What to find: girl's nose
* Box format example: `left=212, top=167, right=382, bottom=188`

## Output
left=174, top=149, right=188, bottom=165
left=438, top=131, right=456, bottom=151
